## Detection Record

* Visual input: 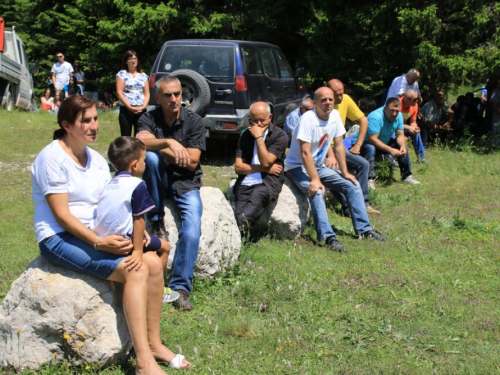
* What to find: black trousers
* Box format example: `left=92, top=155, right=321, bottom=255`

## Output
left=118, top=106, right=144, bottom=136
left=234, top=184, right=270, bottom=233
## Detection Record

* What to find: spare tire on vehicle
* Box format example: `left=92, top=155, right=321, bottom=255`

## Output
left=170, top=69, right=211, bottom=115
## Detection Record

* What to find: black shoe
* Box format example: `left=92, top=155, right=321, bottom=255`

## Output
left=325, top=236, right=347, bottom=253
left=173, top=290, right=193, bottom=311
left=151, top=220, right=169, bottom=241
left=359, top=229, right=388, bottom=241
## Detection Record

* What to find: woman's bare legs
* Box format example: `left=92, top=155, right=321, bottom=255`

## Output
left=107, top=258, right=167, bottom=375
left=143, top=252, right=191, bottom=369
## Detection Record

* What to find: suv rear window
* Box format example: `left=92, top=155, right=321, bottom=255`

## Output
left=157, top=46, right=235, bottom=83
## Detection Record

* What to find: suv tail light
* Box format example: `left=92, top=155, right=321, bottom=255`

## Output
left=235, top=75, right=247, bottom=91
left=222, top=122, right=238, bottom=130
left=149, top=73, right=156, bottom=88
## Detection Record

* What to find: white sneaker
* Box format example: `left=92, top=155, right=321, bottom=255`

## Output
left=403, top=175, right=421, bottom=185
left=368, top=179, right=376, bottom=190
left=387, top=156, right=399, bottom=168
left=417, top=155, right=426, bottom=163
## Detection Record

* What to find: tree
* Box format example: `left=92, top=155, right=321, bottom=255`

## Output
left=1, top=0, right=499, bottom=97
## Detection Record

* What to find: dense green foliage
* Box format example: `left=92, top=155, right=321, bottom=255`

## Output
left=1, top=1, right=499, bottom=96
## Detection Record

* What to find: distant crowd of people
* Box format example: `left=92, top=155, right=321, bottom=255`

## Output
left=41, top=52, right=119, bottom=114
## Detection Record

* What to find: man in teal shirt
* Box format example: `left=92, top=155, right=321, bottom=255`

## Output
left=352, top=97, right=421, bottom=185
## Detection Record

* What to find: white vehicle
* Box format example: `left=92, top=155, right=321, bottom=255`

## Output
left=0, top=17, right=35, bottom=111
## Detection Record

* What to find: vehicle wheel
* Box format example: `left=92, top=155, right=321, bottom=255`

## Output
left=170, top=69, right=211, bottom=115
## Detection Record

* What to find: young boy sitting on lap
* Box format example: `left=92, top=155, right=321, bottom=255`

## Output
left=93, top=136, right=178, bottom=303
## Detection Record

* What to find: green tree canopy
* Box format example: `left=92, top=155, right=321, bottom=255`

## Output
left=1, top=0, right=498, bottom=96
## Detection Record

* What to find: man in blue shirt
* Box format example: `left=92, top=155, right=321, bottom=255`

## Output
left=283, top=95, right=314, bottom=144
left=352, top=97, right=421, bottom=185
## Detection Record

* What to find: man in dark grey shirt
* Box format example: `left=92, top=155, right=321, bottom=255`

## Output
left=234, top=102, right=288, bottom=235
left=137, top=76, right=205, bottom=311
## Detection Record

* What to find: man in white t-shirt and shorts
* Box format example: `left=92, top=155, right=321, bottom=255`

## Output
left=285, top=87, right=387, bottom=253
left=51, top=52, right=74, bottom=97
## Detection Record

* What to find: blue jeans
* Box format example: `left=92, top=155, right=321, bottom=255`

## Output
left=286, top=166, right=371, bottom=241
left=39, top=231, right=123, bottom=280
left=360, top=140, right=412, bottom=180
left=333, top=150, right=370, bottom=214
left=143, top=151, right=202, bottom=295
left=403, top=130, right=426, bottom=158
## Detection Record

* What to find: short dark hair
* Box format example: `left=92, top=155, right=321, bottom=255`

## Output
left=53, top=95, right=96, bottom=140
left=385, top=97, right=401, bottom=107
left=155, top=76, right=182, bottom=95
left=107, top=136, right=146, bottom=172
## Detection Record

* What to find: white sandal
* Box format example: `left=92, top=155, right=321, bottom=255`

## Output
left=169, top=354, right=187, bottom=369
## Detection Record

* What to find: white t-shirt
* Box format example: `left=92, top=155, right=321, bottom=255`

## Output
left=387, top=74, right=420, bottom=98
left=241, top=129, right=268, bottom=186
left=93, top=174, right=144, bottom=238
left=31, top=140, right=111, bottom=242
left=51, top=61, right=74, bottom=89
left=285, top=109, right=345, bottom=171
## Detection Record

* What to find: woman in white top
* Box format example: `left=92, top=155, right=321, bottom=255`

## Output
left=31, top=95, right=190, bottom=374
left=116, top=50, right=150, bottom=136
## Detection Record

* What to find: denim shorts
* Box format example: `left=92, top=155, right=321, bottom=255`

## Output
left=39, top=232, right=125, bottom=280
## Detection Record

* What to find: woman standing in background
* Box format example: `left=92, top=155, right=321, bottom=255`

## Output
left=73, top=61, right=85, bottom=95
left=116, top=51, right=150, bottom=136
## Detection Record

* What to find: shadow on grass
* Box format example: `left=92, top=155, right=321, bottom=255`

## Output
left=201, top=137, right=239, bottom=166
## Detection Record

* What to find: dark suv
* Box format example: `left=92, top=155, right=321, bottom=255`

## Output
left=149, top=39, right=307, bottom=139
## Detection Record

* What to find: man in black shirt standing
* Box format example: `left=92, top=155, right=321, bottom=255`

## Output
left=83, top=61, right=100, bottom=101
left=233, top=102, right=288, bottom=235
left=137, top=76, right=206, bottom=311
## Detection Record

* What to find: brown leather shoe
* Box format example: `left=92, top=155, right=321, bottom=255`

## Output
left=173, top=290, right=193, bottom=311
left=366, top=206, right=381, bottom=215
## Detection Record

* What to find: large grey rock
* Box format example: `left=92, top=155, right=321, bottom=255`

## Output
left=163, top=186, right=241, bottom=279
left=0, top=256, right=131, bottom=371
left=227, top=177, right=310, bottom=239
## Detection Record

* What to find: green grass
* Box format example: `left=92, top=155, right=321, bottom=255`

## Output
left=1, top=110, right=500, bottom=374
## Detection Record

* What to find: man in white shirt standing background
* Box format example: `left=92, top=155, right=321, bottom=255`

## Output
left=51, top=52, right=73, bottom=97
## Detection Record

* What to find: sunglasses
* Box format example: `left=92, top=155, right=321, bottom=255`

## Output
left=406, top=97, right=418, bottom=102
left=163, top=91, right=182, bottom=98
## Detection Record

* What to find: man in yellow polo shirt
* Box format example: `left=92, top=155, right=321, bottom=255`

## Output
left=327, top=79, right=380, bottom=216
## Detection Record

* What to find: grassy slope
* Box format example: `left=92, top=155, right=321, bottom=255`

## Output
left=0, top=110, right=499, bottom=374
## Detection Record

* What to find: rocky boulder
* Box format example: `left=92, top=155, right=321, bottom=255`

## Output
left=0, top=256, right=131, bottom=371
left=163, top=186, right=241, bottom=278
left=227, top=177, right=310, bottom=239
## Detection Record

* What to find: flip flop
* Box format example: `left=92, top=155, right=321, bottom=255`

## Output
left=168, top=354, right=189, bottom=369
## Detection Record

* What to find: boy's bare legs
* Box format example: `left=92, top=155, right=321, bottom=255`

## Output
left=157, top=240, right=170, bottom=270
left=108, top=259, right=167, bottom=375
